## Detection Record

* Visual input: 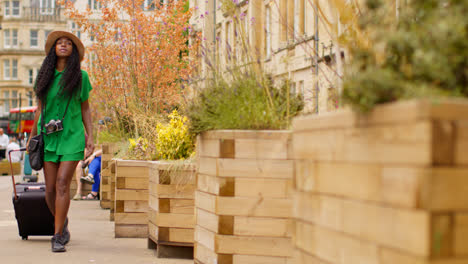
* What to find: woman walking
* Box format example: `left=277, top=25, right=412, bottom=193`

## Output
left=28, top=31, right=94, bottom=252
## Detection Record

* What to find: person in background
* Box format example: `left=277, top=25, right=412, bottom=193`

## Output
left=6, top=137, right=21, bottom=163
left=80, top=149, right=102, bottom=200
left=0, top=128, right=10, bottom=160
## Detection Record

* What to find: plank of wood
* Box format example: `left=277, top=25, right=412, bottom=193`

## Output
left=422, top=168, right=468, bottom=210
left=217, top=196, right=292, bottom=218
left=195, top=242, right=218, bottom=264
left=195, top=191, right=216, bottom=213
left=235, top=178, right=292, bottom=198
left=195, top=225, right=216, bottom=251
left=101, top=168, right=112, bottom=177
left=197, top=174, right=232, bottom=196
left=455, top=121, right=468, bottom=166
left=123, top=200, right=148, bottom=213
left=235, top=138, right=290, bottom=160
left=198, top=157, right=218, bottom=176
left=216, top=234, right=292, bottom=257
left=148, top=220, right=158, bottom=243
left=161, top=227, right=194, bottom=243
left=115, top=224, right=148, bottom=238
left=234, top=255, right=292, bottom=264
left=218, top=158, right=294, bottom=179
left=196, top=208, right=219, bottom=234
left=293, top=249, right=327, bottom=264
left=170, top=199, right=194, bottom=214
left=116, top=166, right=149, bottom=178
left=293, top=121, right=432, bottom=165
left=156, top=213, right=195, bottom=228
left=115, top=189, right=148, bottom=201
left=100, top=200, right=111, bottom=209
left=114, top=212, right=147, bottom=225
left=117, top=177, right=149, bottom=190
left=295, top=221, right=379, bottom=264
left=454, top=214, right=468, bottom=256
left=197, top=138, right=220, bottom=158
left=234, top=216, right=292, bottom=237
left=156, top=184, right=195, bottom=199
left=115, top=159, right=150, bottom=167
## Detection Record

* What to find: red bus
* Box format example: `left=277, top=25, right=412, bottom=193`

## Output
left=8, top=106, right=37, bottom=134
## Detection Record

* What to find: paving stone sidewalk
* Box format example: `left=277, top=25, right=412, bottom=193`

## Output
left=0, top=175, right=192, bottom=264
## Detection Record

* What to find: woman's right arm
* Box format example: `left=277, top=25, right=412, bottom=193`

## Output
left=27, top=99, right=42, bottom=150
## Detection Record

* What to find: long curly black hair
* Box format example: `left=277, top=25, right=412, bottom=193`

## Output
left=34, top=40, right=82, bottom=102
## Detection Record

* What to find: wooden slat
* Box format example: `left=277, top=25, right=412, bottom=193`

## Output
left=115, top=189, right=148, bottom=201
left=115, top=224, right=148, bottom=238
left=293, top=121, right=432, bottom=165
left=235, top=138, right=290, bottom=160
left=114, top=212, right=147, bottom=224
left=217, top=158, right=294, bottom=179
left=117, top=177, right=148, bottom=190
left=156, top=184, right=195, bottom=199
left=215, top=234, right=292, bottom=257
left=156, top=213, right=195, bottom=228
left=123, top=200, right=148, bottom=213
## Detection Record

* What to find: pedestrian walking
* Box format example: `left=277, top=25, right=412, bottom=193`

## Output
left=0, top=128, right=10, bottom=160
left=27, top=31, right=94, bottom=252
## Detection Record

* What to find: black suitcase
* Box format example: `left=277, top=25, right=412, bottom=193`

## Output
left=9, top=149, right=55, bottom=240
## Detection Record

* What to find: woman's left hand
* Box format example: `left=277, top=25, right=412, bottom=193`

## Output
left=85, top=136, right=94, bottom=157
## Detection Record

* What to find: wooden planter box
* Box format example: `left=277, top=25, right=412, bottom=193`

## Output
left=292, top=99, right=468, bottom=264
left=114, top=159, right=150, bottom=238
left=195, top=130, right=294, bottom=264
left=148, top=161, right=196, bottom=259
left=0, top=161, right=20, bottom=175
left=100, top=143, right=118, bottom=209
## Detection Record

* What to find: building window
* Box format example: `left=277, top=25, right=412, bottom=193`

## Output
left=4, top=30, right=10, bottom=48
left=11, top=91, right=18, bottom=109
left=30, top=30, right=39, bottom=48
left=40, top=0, right=55, bottom=14
left=4, top=1, right=10, bottom=16
left=45, top=30, right=52, bottom=39
left=88, top=0, right=102, bottom=10
left=265, top=6, right=271, bottom=57
left=4, top=60, right=10, bottom=80
left=12, top=60, right=18, bottom=79
left=4, top=59, right=18, bottom=80
left=294, top=0, right=305, bottom=38
left=12, top=29, right=18, bottom=47
left=12, top=1, right=19, bottom=16
left=3, top=29, right=17, bottom=48
left=142, top=0, right=155, bottom=10
left=4, top=91, right=10, bottom=113
left=71, top=23, right=81, bottom=39
left=28, top=69, right=34, bottom=84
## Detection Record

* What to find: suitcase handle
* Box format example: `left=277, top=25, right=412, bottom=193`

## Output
left=9, top=148, right=27, bottom=200
left=24, top=186, right=45, bottom=191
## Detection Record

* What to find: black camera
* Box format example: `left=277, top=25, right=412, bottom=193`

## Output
left=45, top=119, right=64, bottom=134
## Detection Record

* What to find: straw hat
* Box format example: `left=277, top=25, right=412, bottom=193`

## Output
left=45, top=31, right=85, bottom=61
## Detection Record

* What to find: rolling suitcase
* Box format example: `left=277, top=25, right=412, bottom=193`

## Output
left=9, top=149, right=55, bottom=240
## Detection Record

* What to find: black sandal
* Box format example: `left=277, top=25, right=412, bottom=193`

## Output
left=81, top=193, right=98, bottom=200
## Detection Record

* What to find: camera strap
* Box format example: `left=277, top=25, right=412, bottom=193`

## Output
left=60, top=96, right=73, bottom=122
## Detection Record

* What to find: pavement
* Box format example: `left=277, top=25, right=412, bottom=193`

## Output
left=0, top=174, right=192, bottom=264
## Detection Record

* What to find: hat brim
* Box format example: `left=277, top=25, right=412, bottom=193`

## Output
left=45, top=31, right=85, bottom=61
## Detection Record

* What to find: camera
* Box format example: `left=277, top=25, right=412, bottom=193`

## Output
left=45, top=119, right=64, bottom=134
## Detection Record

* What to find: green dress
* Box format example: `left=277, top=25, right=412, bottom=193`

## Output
left=37, top=69, right=93, bottom=155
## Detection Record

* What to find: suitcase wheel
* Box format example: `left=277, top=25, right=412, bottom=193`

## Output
left=22, top=236, right=28, bottom=240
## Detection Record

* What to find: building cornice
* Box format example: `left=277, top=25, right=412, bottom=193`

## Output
left=0, top=50, right=44, bottom=56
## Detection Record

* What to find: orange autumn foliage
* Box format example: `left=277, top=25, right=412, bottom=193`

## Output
left=61, top=0, right=199, bottom=135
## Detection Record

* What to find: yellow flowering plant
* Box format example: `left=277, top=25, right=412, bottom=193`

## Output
left=156, top=110, right=194, bottom=160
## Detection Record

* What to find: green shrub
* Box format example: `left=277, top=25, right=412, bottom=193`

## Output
left=342, top=0, right=468, bottom=112
left=188, top=75, right=303, bottom=135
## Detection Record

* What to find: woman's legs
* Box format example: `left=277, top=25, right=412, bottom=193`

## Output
left=43, top=162, right=59, bottom=215
left=54, top=160, right=79, bottom=235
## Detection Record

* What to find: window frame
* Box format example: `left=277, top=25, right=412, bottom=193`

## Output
left=4, top=30, right=11, bottom=48
left=3, top=60, right=10, bottom=80
left=12, top=0, right=20, bottom=17
left=40, top=0, right=55, bottom=15
left=30, top=30, right=39, bottom=48
left=12, top=59, right=18, bottom=80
